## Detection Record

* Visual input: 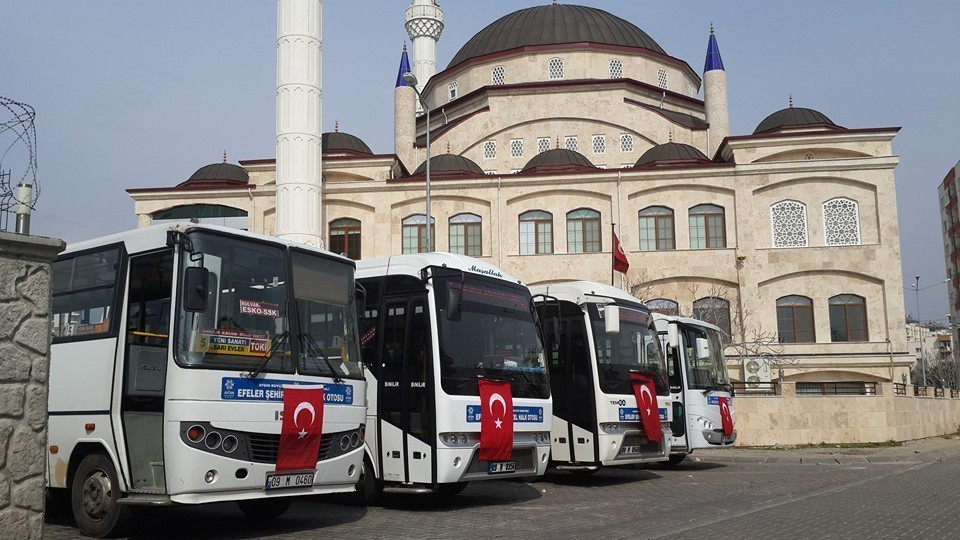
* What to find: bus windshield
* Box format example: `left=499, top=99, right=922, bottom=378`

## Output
left=589, top=304, right=669, bottom=396
left=435, top=276, right=549, bottom=399
left=682, top=325, right=731, bottom=391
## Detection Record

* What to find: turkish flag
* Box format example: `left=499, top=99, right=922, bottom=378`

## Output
left=478, top=379, right=513, bottom=461
left=276, top=385, right=325, bottom=472
left=613, top=233, right=630, bottom=274
left=718, top=396, right=734, bottom=436
left=630, top=372, right=662, bottom=442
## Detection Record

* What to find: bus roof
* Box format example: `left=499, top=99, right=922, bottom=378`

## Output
left=60, top=223, right=353, bottom=264
left=529, top=281, right=647, bottom=309
left=651, top=312, right=724, bottom=334
left=356, top=252, right=521, bottom=284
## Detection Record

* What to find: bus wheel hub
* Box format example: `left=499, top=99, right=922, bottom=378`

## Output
left=81, top=470, right=112, bottom=519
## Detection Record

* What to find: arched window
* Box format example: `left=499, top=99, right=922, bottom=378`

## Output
left=519, top=210, right=553, bottom=255
left=491, top=66, right=506, bottom=85
left=693, top=297, right=731, bottom=340
left=483, top=140, right=496, bottom=159
left=448, top=81, right=458, bottom=101
left=776, top=295, right=814, bottom=343
left=771, top=200, right=808, bottom=248
left=657, top=68, right=668, bottom=89
left=537, top=137, right=551, bottom=154
left=329, top=218, right=361, bottom=260
left=449, top=213, right=481, bottom=257
left=564, top=136, right=578, bottom=152
left=829, top=294, right=868, bottom=342
left=609, top=58, right=623, bottom=79
left=823, top=198, right=861, bottom=246
left=638, top=206, right=675, bottom=251
left=647, top=298, right=679, bottom=316
left=548, top=57, right=564, bottom=80
left=151, top=204, right=248, bottom=229
left=402, top=214, right=435, bottom=254
left=620, top=134, right=634, bottom=153
left=689, top=204, right=726, bottom=249
left=566, top=208, right=601, bottom=253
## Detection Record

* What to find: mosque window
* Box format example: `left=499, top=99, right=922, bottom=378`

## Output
left=564, top=137, right=578, bottom=152
left=510, top=139, right=524, bottom=158
left=777, top=296, right=815, bottom=343
left=647, top=299, right=680, bottom=316
left=537, top=138, right=551, bottom=154
left=693, top=297, right=732, bottom=341
left=592, top=135, right=606, bottom=155
left=329, top=218, right=361, bottom=260
left=549, top=57, right=564, bottom=80
left=449, top=213, right=482, bottom=257
left=519, top=210, right=554, bottom=255
left=638, top=206, right=675, bottom=251
left=402, top=214, right=435, bottom=254
left=609, top=59, right=623, bottom=79
left=492, top=66, right=506, bottom=86
left=823, top=198, right=861, bottom=246
left=483, top=140, right=497, bottom=159
left=770, top=200, right=808, bottom=248
left=448, top=81, right=458, bottom=101
left=620, top=134, right=634, bottom=153
left=689, top=204, right=726, bottom=249
left=657, top=68, right=668, bottom=89
left=829, top=294, right=868, bottom=342
left=566, top=208, right=601, bottom=254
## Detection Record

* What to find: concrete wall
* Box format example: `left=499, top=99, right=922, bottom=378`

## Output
left=734, top=382, right=960, bottom=446
left=0, top=231, right=66, bottom=538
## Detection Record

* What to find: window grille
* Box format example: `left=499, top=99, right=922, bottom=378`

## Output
left=592, top=135, right=606, bottom=154
left=565, top=137, right=578, bottom=152
left=448, top=81, right=458, bottom=101
left=771, top=200, right=808, bottom=248
left=620, top=134, right=634, bottom=153
left=823, top=198, right=861, bottom=246
left=609, top=59, right=623, bottom=79
left=491, top=66, right=506, bottom=85
left=483, top=141, right=496, bottom=159
left=657, top=68, right=668, bottom=89
left=549, top=58, right=564, bottom=80
left=537, top=138, right=551, bottom=154
left=510, top=139, right=523, bottom=158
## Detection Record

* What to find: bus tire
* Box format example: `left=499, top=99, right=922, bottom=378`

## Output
left=237, top=497, right=292, bottom=520
left=344, top=455, right=381, bottom=506
left=436, top=482, right=469, bottom=496
left=70, top=452, right=134, bottom=538
left=663, top=454, right=687, bottom=466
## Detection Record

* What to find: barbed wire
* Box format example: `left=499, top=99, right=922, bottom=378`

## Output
left=0, top=96, right=39, bottom=231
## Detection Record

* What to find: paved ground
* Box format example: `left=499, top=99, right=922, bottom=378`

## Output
left=45, top=437, right=960, bottom=539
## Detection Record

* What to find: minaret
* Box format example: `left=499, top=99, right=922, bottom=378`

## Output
left=276, top=0, right=324, bottom=247
left=394, top=45, right=417, bottom=172
left=703, top=24, right=729, bottom=157
left=405, top=0, right=444, bottom=112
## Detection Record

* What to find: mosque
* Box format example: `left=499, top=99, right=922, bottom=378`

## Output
left=127, top=1, right=910, bottom=387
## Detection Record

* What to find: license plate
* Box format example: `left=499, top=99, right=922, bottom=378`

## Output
left=488, top=462, right=516, bottom=474
left=264, top=470, right=315, bottom=491
left=619, top=445, right=642, bottom=455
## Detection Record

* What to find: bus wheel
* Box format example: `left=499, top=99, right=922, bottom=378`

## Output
left=662, top=454, right=687, bottom=466
left=237, top=497, right=292, bottom=520
left=70, top=453, right=134, bottom=538
left=345, top=455, right=381, bottom=506
left=436, top=482, right=469, bottom=496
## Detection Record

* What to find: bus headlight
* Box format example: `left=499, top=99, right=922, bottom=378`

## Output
left=222, top=435, right=239, bottom=454
left=204, top=431, right=222, bottom=450
left=599, top=423, right=624, bottom=434
left=439, top=433, right=473, bottom=447
left=340, top=435, right=351, bottom=451
left=187, top=425, right=205, bottom=443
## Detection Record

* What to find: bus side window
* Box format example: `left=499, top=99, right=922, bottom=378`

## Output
left=52, top=247, right=123, bottom=342
left=358, top=278, right=382, bottom=377
left=126, top=251, right=174, bottom=347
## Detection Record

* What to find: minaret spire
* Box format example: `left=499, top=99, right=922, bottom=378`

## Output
left=703, top=24, right=729, bottom=157
left=394, top=44, right=417, bottom=172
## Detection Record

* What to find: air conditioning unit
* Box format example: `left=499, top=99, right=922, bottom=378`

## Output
left=742, top=357, right=771, bottom=391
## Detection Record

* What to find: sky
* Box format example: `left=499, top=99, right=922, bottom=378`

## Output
left=2, top=0, right=958, bottom=323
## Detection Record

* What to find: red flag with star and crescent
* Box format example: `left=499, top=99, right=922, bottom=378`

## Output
left=613, top=233, right=630, bottom=274
left=478, top=379, right=513, bottom=461
left=630, top=372, right=662, bottom=442
left=718, top=396, right=734, bottom=436
left=276, top=385, right=325, bottom=472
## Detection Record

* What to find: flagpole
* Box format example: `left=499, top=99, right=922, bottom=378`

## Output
left=611, top=223, right=616, bottom=287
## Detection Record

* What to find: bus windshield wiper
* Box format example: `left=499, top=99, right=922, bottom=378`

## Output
left=245, top=331, right=290, bottom=379
left=300, top=332, right=344, bottom=383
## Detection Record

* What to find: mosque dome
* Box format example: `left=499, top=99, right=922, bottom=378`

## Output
left=447, top=4, right=666, bottom=70
left=413, top=153, right=485, bottom=176
left=322, top=131, right=373, bottom=154
left=176, top=159, right=249, bottom=189
left=521, top=148, right=596, bottom=174
left=753, top=107, right=839, bottom=135
left=634, top=142, right=711, bottom=167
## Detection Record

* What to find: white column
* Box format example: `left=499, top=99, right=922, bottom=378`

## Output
left=405, top=0, right=443, bottom=112
left=704, top=69, right=729, bottom=157
left=276, top=0, right=324, bottom=247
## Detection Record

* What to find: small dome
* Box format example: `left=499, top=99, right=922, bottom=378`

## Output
left=521, top=148, right=597, bottom=173
left=187, top=162, right=248, bottom=183
left=754, top=107, right=839, bottom=135
left=634, top=142, right=710, bottom=167
left=413, top=153, right=484, bottom=176
left=322, top=131, right=373, bottom=154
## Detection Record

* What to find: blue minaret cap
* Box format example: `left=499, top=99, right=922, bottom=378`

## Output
left=704, top=25, right=724, bottom=73
left=396, top=45, right=412, bottom=88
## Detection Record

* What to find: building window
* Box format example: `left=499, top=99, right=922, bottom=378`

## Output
left=804, top=153, right=815, bottom=160
left=519, top=210, right=553, bottom=255
left=693, top=297, right=731, bottom=341
left=829, top=294, right=868, bottom=342
left=609, top=58, right=623, bottom=79
left=402, top=214, right=435, bottom=254
left=823, top=198, right=861, bottom=246
left=592, top=135, right=606, bottom=154
left=657, top=68, right=668, bottom=89
left=647, top=298, right=679, bottom=316
left=449, top=213, right=481, bottom=257
left=329, top=218, right=361, bottom=260
left=638, top=206, right=675, bottom=251
left=510, top=139, right=524, bottom=158
left=537, top=137, right=551, bottom=154
left=549, top=57, right=564, bottom=80
left=566, top=208, right=601, bottom=254
left=483, top=140, right=496, bottom=159
left=491, top=66, right=505, bottom=86
left=689, top=204, right=726, bottom=249
left=565, top=136, right=578, bottom=152
left=771, top=200, right=808, bottom=248
left=448, top=81, right=458, bottom=101
left=776, top=295, right=815, bottom=343
left=620, top=134, right=634, bottom=153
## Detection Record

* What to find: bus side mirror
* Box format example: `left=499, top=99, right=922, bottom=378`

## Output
left=667, top=324, right=679, bottom=349
left=696, top=337, right=710, bottom=359
left=604, top=305, right=620, bottom=334
left=446, top=286, right=462, bottom=322
left=182, top=266, right=209, bottom=312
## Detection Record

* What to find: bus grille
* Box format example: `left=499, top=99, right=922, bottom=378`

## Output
left=620, top=434, right=662, bottom=455
left=246, top=432, right=338, bottom=464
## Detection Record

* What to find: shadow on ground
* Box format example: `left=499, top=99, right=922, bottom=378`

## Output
left=361, top=479, right=543, bottom=512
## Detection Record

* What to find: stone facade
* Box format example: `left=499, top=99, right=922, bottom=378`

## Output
left=0, top=231, right=65, bottom=539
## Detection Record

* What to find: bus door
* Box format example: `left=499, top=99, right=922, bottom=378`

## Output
left=666, top=328, right=687, bottom=443
left=379, top=295, right=434, bottom=484
left=544, top=302, right=595, bottom=463
left=120, top=250, right=173, bottom=493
